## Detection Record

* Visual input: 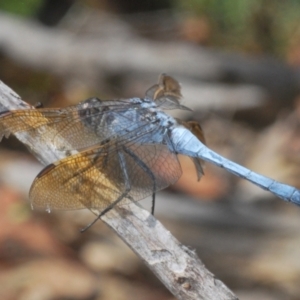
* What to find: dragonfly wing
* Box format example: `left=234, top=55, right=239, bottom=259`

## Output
left=121, top=142, right=182, bottom=200
left=30, top=135, right=182, bottom=212
left=30, top=144, right=123, bottom=211
left=0, top=98, right=150, bottom=152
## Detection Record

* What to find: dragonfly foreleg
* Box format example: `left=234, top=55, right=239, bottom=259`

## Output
left=122, top=146, right=157, bottom=215
left=80, top=151, right=131, bottom=232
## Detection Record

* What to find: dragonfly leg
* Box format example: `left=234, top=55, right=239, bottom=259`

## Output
left=80, top=151, right=131, bottom=232
left=122, top=146, right=157, bottom=215
left=151, top=193, right=156, bottom=215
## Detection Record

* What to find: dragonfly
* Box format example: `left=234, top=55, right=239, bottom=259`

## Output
left=0, top=74, right=299, bottom=230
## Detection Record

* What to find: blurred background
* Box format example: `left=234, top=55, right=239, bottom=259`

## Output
left=0, top=1, right=300, bottom=299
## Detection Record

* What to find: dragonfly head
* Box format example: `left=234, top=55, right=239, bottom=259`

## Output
left=145, top=74, right=192, bottom=111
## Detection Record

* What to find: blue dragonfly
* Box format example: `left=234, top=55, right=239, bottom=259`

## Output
left=0, top=74, right=299, bottom=229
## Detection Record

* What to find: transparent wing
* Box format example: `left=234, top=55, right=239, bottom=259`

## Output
left=0, top=98, right=150, bottom=152
left=30, top=135, right=182, bottom=212
left=0, top=74, right=190, bottom=153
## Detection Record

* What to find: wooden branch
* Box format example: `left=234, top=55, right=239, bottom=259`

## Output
left=0, top=80, right=238, bottom=299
